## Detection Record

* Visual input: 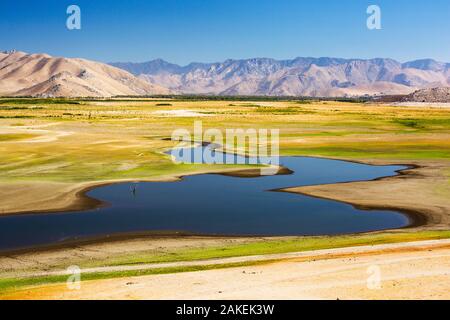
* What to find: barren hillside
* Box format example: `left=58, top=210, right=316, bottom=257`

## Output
left=0, top=50, right=170, bottom=97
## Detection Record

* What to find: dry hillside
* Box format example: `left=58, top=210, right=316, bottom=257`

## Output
left=0, top=50, right=170, bottom=97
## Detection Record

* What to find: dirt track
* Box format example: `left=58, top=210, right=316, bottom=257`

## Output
left=4, top=239, right=450, bottom=300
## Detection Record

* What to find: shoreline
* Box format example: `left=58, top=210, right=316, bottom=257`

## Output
left=0, top=157, right=419, bottom=218
left=0, top=233, right=262, bottom=257
left=285, top=159, right=449, bottom=231
left=278, top=162, right=429, bottom=230
left=0, top=165, right=261, bottom=216
left=0, top=156, right=446, bottom=255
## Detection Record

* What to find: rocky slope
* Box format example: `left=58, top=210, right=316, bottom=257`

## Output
left=402, top=87, right=450, bottom=103
left=111, top=57, right=450, bottom=97
left=0, top=50, right=170, bottom=97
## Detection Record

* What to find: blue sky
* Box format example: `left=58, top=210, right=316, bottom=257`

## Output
left=1, top=0, right=449, bottom=64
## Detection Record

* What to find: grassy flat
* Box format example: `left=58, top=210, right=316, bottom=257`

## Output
left=0, top=97, right=449, bottom=295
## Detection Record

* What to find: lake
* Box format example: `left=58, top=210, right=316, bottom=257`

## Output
left=0, top=145, right=410, bottom=252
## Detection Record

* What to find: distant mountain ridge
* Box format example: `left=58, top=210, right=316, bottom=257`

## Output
left=0, top=51, right=170, bottom=97
left=111, top=57, right=450, bottom=97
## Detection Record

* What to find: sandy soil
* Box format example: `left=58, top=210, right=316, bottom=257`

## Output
left=153, top=110, right=211, bottom=117
left=0, top=181, right=101, bottom=215
left=0, top=236, right=266, bottom=278
left=389, top=102, right=450, bottom=108
left=0, top=165, right=262, bottom=215
left=284, top=160, right=450, bottom=230
left=0, top=124, right=73, bottom=143
left=4, top=239, right=449, bottom=300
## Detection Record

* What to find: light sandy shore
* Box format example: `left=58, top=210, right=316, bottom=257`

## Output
left=0, top=166, right=261, bottom=215
left=4, top=239, right=449, bottom=300
left=389, top=102, right=450, bottom=108
left=0, top=236, right=266, bottom=277
left=285, top=159, right=450, bottom=231
left=153, top=109, right=211, bottom=117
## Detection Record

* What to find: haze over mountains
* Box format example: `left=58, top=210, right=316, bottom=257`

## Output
left=112, top=57, right=450, bottom=97
left=0, top=50, right=170, bottom=97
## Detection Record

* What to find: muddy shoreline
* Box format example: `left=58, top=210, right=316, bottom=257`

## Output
left=0, top=158, right=417, bottom=218
left=0, top=156, right=444, bottom=256
left=279, top=162, right=430, bottom=230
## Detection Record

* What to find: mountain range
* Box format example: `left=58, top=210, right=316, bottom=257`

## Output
left=111, top=57, right=450, bottom=97
left=1, top=50, right=450, bottom=98
left=0, top=50, right=170, bottom=97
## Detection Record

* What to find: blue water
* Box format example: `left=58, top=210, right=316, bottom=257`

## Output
left=0, top=146, right=409, bottom=252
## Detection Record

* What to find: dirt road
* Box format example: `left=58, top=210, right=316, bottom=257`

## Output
left=4, top=239, right=450, bottom=300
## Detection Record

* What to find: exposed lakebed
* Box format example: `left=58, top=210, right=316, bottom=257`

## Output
left=0, top=146, right=410, bottom=252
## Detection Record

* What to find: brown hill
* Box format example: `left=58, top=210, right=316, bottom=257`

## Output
left=0, top=51, right=170, bottom=97
left=402, top=87, right=450, bottom=103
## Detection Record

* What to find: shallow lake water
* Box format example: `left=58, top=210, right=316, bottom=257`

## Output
left=0, top=146, right=410, bottom=252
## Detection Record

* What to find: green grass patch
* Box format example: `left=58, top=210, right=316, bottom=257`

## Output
left=0, top=106, right=44, bottom=110
left=0, top=133, right=37, bottom=142
left=83, top=231, right=450, bottom=268
left=281, top=145, right=450, bottom=159
left=0, top=115, right=34, bottom=119
left=0, top=260, right=271, bottom=295
left=255, top=106, right=316, bottom=115
left=0, top=99, right=81, bottom=105
left=393, top=118, right=450, bottom=130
